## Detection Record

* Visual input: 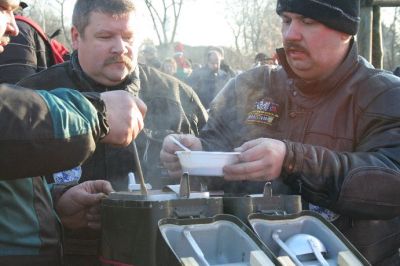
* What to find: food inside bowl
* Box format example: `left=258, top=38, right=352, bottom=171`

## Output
left=176, top=151, right=241, bottom=176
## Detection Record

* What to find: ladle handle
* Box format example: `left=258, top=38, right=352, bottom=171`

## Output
left=183, top=228, right=210, bottom=266
left=272, top=230, right=304, bottom=266
left=171, top=135, right=191, bottom=152
left=132, top=141, right=148, bottom=196
left=308, top=238, right=329, bottom=266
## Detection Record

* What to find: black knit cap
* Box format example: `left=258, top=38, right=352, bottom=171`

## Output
left=276, top=0, right=360, bottom=35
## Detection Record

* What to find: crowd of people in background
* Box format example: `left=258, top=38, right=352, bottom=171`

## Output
left=139, top=42, right=279, bottom=110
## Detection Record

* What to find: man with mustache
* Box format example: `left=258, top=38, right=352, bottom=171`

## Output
left=0, top=0, right=147, bottom=265
left=19, top=0, right=206, bottom=189
left=161, top=0, right=400, bottom=265
left=18, top=0, right=207, bottom=264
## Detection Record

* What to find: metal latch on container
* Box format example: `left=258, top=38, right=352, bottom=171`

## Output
left=263, top=182, right=273, bottom=198
left=261, top=181, right=287, bottom=216
left=179, top=172, right=190, bottom=198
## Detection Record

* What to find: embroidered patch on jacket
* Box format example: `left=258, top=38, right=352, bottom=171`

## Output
left=309, top=203, right=340, bottom=222
left=53, top=166, right=82, bottom=184
left=246, top=99, right=279, bottom=126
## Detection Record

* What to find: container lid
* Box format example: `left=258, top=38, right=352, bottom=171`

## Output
left=158, top=214, right=279, bottom=265
left=248, top=211, right=371, bottom=265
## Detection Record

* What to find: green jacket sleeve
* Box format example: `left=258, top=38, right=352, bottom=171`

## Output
left=0, top=84, right=106, bottom=179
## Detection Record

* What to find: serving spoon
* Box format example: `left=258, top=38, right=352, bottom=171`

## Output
left=170, top=135, right=191, bottom=152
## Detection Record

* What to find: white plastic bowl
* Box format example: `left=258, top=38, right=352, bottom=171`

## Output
left=176, top=151, right=241, bottom=176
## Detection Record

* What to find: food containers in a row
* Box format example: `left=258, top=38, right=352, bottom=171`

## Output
left=100, top=183, right=369, bottom=266
left=159, top=212, right=370, bottom=266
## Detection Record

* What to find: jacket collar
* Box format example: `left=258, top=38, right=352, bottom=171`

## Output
left=70, top=51, right=140, bottom=95
left=277, top=38, right=359, bottom=96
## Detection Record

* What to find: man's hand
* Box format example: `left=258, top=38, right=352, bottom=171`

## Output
left=100, top=90, right=147, bottom=146
left=160, top=134, right=202, bottom=178
left=55, top=180, right=114, bottom=230
left=223, top=138, right=286, bottom=181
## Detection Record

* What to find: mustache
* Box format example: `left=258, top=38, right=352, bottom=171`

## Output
left=104, top=55, right=133, bottom=69
left=284, top=41, right=309, bottom=55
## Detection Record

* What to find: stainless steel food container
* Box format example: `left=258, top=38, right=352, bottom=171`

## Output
left=101, top=187, right=222, bottom=266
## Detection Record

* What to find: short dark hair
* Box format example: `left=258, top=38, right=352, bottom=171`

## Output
left=72, top=0, right=136, bottom=36
left=255, top=53, right=268, bottom=62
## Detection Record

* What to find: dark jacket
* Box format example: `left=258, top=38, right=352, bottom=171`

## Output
left=186, top=66, right=232, bottom=109
left=19, top=52, right=208, bottom=190
left=0, top=85, right=107, bottom=265
left=18, top=52, right=207, bottom=265
left=394, top=66, right=400, bottom=77
left=0, top=19, right=52, bottom=84
left=200, top=40, right=400, bottom=265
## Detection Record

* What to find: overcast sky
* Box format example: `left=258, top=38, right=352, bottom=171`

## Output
left=26, top=0, right=398, bottom=48
left=59, top=0, right=232, bottom=47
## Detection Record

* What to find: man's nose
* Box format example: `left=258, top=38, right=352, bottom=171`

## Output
left=8, top=13, right=19, bottom=37
left=111, top=37, right=128, bottom=54
left=283, top=22, right=301, bottom=41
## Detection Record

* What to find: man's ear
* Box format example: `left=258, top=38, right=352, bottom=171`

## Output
left=71, top=26, right=80, bottom=50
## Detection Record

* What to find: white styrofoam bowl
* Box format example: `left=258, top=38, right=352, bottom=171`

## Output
left=176, top=151, right=241, bottom=176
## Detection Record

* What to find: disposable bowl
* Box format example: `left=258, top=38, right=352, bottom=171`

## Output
left=176, top=151, right=241, bottom=176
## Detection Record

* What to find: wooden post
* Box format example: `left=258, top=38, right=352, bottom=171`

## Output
left=358, top=5, right=373, bottom=62
left=372, top=5, right=383, bottom=68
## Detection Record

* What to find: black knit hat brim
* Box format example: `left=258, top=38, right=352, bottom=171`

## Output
left=276, top=0, right=360, bottom=35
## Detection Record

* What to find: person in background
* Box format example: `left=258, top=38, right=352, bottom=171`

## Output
left=186, top=49, right=231, bottom=109
left=161, top=0, right=400, bottom=265
left=141, top=44, right=161, bottom=69
left=0, top=1, right=147, bottom=265
left=394, top=66, right=400, bottom=77
left=173, top=41, right=192, bottom=80
left=208, top=45, right=236, bottom=78
left=160, top=57, right=178, bottom=78
left=18, top=0, right=207, bottom=264
left=0, top=1, right=69, bottom=84
left=253, top=52, right=276, bottom=67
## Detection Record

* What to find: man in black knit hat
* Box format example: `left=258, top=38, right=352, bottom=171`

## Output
left=161, top=0, right=400, bottom=265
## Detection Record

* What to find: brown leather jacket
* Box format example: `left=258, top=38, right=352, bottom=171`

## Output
left=200, top=41, right=400, bottom=265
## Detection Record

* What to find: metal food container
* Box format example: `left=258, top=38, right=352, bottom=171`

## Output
left=223, top=182, right=302, bottom=223
left=100, top=174, right=223, bottom=266
left=249, top=211, right=371, bottom=266
left=157, top=214, right=279, bottom=266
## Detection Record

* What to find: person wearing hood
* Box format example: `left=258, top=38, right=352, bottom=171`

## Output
left=161, top=0, right=400, bottom=265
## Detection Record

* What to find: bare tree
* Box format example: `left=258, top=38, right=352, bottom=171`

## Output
left=24, top=0, right=71, bottom=48
left=54, top=0, right=72, bottom=48
left=383, top=7, right=400, bottom=70
left=143, top=0, right=185, bottom=47
left=224, top=0, right=281, bottom=68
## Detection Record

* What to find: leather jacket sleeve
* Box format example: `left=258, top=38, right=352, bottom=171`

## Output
left=0, top=84, right=106, bottom=179
left=283, top=83, right=400, bottom=219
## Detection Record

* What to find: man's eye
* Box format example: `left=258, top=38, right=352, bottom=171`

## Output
left=302, top=18, right=316, bottom=25
left=281, top=17, right=291, bottom=24
left=123, top=35, right=133, bottom=41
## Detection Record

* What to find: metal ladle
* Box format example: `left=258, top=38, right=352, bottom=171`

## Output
left=308, top=237, right=329, bottom=266
left=272, top=229, right=304, bottom=266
